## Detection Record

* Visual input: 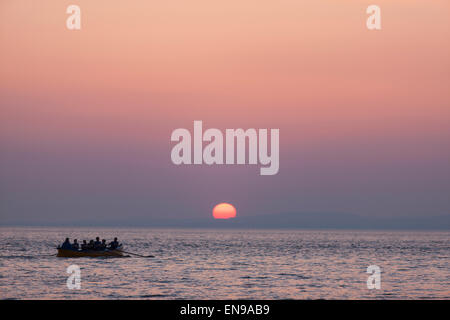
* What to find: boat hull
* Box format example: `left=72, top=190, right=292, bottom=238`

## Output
left=57, top=246, right=124, bottom=258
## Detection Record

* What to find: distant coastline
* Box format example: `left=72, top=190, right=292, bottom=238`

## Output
left=2, top=212, right=449, bottom=230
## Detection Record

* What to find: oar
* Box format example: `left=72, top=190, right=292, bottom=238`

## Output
left=120, top=250, right=154, bottom=258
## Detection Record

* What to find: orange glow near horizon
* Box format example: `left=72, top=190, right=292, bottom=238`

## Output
left=213, top=203, right=237, bottom=219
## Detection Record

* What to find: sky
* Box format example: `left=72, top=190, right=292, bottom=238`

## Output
left=0, top=1, right=449, bottom=225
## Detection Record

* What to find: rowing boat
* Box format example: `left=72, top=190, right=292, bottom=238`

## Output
left=57, top=245, right=124, bottom=257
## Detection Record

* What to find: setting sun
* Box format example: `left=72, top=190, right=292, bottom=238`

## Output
left=212, top=203, right=237, bottom=219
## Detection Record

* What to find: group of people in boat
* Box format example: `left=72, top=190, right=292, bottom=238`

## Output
left=60, top=237, right=120, bottom=251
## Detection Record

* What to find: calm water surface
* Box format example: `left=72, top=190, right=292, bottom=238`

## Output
left=0, top=227, right=448, bottom=299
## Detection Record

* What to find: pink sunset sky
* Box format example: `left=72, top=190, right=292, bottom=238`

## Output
left=0, top=1, right=449, bottom=224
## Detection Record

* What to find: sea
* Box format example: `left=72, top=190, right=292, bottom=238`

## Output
left=0, top=227, right=448, bottom=299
